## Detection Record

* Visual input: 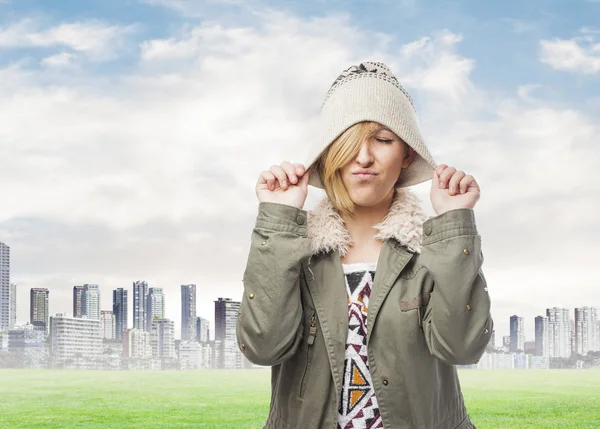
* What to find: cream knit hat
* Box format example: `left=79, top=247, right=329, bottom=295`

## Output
left=306, top=61, right=437, bottom=189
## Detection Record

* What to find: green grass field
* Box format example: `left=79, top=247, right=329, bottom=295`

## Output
left=1, top=369, right=599, bottom=428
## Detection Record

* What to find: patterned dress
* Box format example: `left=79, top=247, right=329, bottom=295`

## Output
left=337, top=262, right=384, bottom=429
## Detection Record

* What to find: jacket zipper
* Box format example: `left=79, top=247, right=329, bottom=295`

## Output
left=299, top=312, right=317, bottom=398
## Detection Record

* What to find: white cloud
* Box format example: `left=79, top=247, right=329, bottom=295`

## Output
left=41, top=52, right=77, bottom=68
left=398, top=31, right=475, bottom=101
left=1, top=11, right=598, bottom=341
left=540, top=32, right=600, bottom=74
left=0, top=18, right=137, bottom=61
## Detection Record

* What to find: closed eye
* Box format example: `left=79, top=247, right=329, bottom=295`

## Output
left=375, top=138, right=393, bottom=144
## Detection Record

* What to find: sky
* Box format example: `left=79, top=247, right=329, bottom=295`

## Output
left=0, top=0, right=599, bottom=344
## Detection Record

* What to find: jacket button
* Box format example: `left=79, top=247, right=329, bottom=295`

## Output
left=424, top=225, right=432, bottom=236
left=296, top=214, right=306, bottom=225
left=249, top=293, right=255, bottom=299
left=463, top=248, right=469, bottom=255
left=382, top=379, right=389, bottom=386
left=241, top=343, right=246, bottom=350
left=484, top=328, right=488, bottom=333
left=466, top=304, right=471, bottom=311
left=261, top=241, right=267, bottom=246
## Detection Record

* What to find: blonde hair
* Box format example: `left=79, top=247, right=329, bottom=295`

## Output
left=315, top=121, right=378, bottom=218
left=316, top=121, right=412, bottom=218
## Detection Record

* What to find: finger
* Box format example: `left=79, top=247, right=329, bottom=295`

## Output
left=438, top=166, right=457, bottom=189
left=294, top=163, right=306, bottom=178
left=280, top=161, right=298, bottom=184
left=448, top=170, right=466, bottom=195
left=298, top=168, right=310, bottom=191
left=435, top=164, right=449, bottom=176
left=258, top=170, right=276, bottom=191
left=432, top=169, right=440, bottom=188
left=460, top=175, right=477, bottom=194
left=270, top=164, right=289, bottom=190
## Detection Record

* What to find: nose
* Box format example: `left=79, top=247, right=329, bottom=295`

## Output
left=355, top=140, right=373, bottom=166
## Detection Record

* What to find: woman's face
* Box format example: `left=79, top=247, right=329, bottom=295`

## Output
left=340, top=123, right=414, bottom=208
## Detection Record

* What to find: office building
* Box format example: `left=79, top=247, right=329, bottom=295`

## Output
left=196, top=316, right=210, bottom=343
left=181, top=284, right=196, bottom=342
left=73, top=285, right=84, bottom=318
left=9, top=283, right=16, bottom=330
left=101, top=310, right=116, bottom=340
left=113, top=288, right=128, bottom=342
left=214, top=298, right=242, bottom=369
left=0, top=242, right=10, bottom=332
left=30, top=288, right=50, bottom=334
left=82, top=284, right=100, bottom=320
left=146, top=288, right=165, bottom=332
left=123, top=328, right=152, bottom=359
left=510, top=315, right=525, bottom=352
left=133, top=281, right=148, bottom=331
left=535, top=316, right=550, bottom=357
left=49, top=313, right=102, bottom=368
left=575, top=307, right=599, bottom=355
left=547, top=307, right=571, bottom=358
left=151, top=318, right=176, bottom=359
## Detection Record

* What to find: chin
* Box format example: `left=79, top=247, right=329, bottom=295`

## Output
left=348, top=186, right=390, bottom=208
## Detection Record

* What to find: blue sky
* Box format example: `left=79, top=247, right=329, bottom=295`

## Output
left=0, top=0, right=599, bottom=341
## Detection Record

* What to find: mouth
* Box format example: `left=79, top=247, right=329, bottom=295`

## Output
left=352, top=171, right=379, bottom=181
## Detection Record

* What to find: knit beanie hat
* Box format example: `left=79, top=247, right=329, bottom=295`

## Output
left=306, top=61, right=437, bottom=189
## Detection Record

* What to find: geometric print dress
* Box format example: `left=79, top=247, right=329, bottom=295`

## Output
left=337, top=263, right=384, bottom=429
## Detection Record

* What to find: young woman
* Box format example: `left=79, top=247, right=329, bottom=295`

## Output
left=237, top=62, right=493, bottom=429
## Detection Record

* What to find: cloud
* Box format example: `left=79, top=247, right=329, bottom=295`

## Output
left=1, top=11, right=598, bottom=341
left=0, top=18, right=138, bottom=61
left=41, top=52, right=77, bottom=68
left=540, top=31, right=600, bottom=74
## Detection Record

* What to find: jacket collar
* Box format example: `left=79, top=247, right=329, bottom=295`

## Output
left=307, top=188, right=428, bottom=257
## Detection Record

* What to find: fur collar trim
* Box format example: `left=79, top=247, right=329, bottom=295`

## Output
left=307, top=188, right=428, bottom=256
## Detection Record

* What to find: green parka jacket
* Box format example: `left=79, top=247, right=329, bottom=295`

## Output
left=236, top=188, right=493, bottom=429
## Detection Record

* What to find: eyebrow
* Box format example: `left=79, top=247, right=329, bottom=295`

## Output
left=375, top=126, right=392, bottom=132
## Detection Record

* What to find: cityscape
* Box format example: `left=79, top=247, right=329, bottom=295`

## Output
left=2, top=240, right=600, bottom=371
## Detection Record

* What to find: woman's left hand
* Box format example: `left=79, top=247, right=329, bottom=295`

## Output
left=430, top=164, right=480, bottom=215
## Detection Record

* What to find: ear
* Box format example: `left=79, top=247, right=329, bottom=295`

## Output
left=401, top=145, right=416, bottom=169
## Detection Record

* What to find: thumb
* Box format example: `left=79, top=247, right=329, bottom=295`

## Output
left=431, top=169, right=440, bottom=189
left=299, top=169, right=310, bottom=191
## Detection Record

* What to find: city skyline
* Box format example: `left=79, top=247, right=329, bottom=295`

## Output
left=5, top=260, right=600, bottom=351
left=1, top=0, right=598, bottom=355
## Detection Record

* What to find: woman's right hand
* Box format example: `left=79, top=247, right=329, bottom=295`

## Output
left=256, top=162, right=310, bottom=209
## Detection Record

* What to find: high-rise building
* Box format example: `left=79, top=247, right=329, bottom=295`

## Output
left=113, top=288, right=128, bottom=342
left=196, top=316, right=210, bottom=343
left=146, top=288, right=165, bottom=332
left=30, top=288, right=50, bottom=334
left=574, top=307, right=599, bottom=356
left=151, top=318, right=176, bottom=359
left=502, top=335, right=510, bottom=351
left=101, top=310, right=116, bottom=340
left=133, top=281, right=148, bottom=331
left=181, top=284, right=196, bottom=342
left=509, top=315, right=525, bottom=352
left=547, top=307, right=571, bottom=358
left=73, top=285, right=84, bottom=318
left=9, top=283, right=16, bottom=330
left=214, top=297, right=242, bottom=369
left=535, top=316, right=549, bottom=357
left=82, top=284, right=100, bottom=320
left=49, top=313, right=102, bottom=368
left=0, top=242, right=10, bottom=332
left=123, top=328, right=152, bottom=359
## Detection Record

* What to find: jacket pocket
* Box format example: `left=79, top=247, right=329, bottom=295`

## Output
left=298, top=311, right=317, bottom=399
left=399, top=293, right=431, bottom=329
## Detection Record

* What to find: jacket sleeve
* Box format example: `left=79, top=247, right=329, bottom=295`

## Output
left=419, top=208, right=493, bottom=365
left=236, top=201, right=313, bottom=366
